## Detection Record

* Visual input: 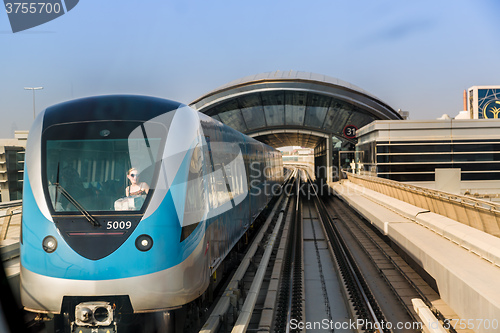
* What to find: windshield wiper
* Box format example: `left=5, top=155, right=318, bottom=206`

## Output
left=140, top=123, right=155, bottom=165
left=54, top=164, right=101, bottom=227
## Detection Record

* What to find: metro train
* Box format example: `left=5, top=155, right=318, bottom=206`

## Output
left=20, top=95, right=283, bottom=332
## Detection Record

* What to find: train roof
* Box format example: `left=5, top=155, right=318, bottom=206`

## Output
left=42, top=95, right=184, bottom=128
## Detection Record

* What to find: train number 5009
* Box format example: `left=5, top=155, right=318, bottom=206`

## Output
left=107, top=221, right=132, bottom=230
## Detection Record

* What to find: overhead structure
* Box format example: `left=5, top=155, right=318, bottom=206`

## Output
left=190, top=71, right=402, bottom=182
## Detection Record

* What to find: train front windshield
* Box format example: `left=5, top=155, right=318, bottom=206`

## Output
left=43, top=120, right=167, bottom=213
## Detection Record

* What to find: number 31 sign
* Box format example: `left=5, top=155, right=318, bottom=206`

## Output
left=343, top=125, right=357, bottom=139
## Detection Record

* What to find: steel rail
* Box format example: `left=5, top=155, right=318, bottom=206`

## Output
left=303, top=198, right=333, bottom=332
left=200, top=170, right=297, bottom=333
left=327, top=197, right=418, bottom=317
left=308, top=174, right=389, bottom=333
left=285, top=172, right=303, bottom=333
left=231, top=195, right=290, bottom=333
left=274, top=171, right=303, bottom=333
left=327, top=194, right=457, bottom=333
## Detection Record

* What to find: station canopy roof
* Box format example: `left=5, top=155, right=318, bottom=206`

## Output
left=190, top=71, right=402, bottom=149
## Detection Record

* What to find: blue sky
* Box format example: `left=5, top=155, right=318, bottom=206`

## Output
left=1, top=0, right=499, bottom=137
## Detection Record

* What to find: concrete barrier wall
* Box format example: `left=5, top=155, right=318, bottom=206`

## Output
left=347, top=173, right=500, bottom=237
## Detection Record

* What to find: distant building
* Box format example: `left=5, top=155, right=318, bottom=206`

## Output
left=280, top=147, right=315, bottom=177
left=355, top=119, right=500, bottom=196
left=282, top=147, right=314, bottom=162
left=0, top=131, right=28, bottom=202
left=468, top=86, right=500, bottom=119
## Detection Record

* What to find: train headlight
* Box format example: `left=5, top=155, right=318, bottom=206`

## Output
left=93, top=306, right=110, bottom=323
left=135, top=234, right=153, bottom=251
left=42, top=236, right=57, bottom=253
left=75, top=307, right=92, bottom=323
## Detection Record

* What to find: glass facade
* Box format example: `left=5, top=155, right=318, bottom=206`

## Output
left=201, top=89, right=384, bottom=182
left=207, top=90, right=377, bottom=149
left=357, top=140, right=500, bottom=182
left=5, top=148, right=24, bottom=200
left=192, top=71, right=402, bottom=182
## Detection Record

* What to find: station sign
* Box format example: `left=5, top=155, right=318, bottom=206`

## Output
left=343, top=125, right=357, bottom=139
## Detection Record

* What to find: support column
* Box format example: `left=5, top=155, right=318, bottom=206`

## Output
left=326, top=136, right=332, bottom=183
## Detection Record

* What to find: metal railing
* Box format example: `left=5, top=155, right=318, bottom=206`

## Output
left=0, top=201, right=22, bottom=241
left=345, top=172, right=500, bottom=237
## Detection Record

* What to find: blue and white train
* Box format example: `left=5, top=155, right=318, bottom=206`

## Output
left=20, top=95, right=283, bottom=332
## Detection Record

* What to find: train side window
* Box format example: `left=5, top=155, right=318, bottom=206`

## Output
left=182, top=144, right=206, bottom=240
left=203, top=136, right=218, bottom=209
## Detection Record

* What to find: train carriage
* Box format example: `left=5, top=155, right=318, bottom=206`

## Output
left=20, top=95, right=283, bottom=332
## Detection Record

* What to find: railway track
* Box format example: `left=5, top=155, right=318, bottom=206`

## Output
left=324, top=195, right=456, bottom=333
left=202, top=169, right=438, bottom=333
left=199, top=169, right=298, bottom=333
left=308, top=175, right=392, bottom=333
left=21, top=169, right=449, bottom=333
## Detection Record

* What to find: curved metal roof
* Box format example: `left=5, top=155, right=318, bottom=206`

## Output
left=190, top=71, right=401, bottom=148
left=195, top=70, right=374, bottom=100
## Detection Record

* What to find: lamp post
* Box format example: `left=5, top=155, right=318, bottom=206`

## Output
left=24, top=87, right=43, bottom=119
